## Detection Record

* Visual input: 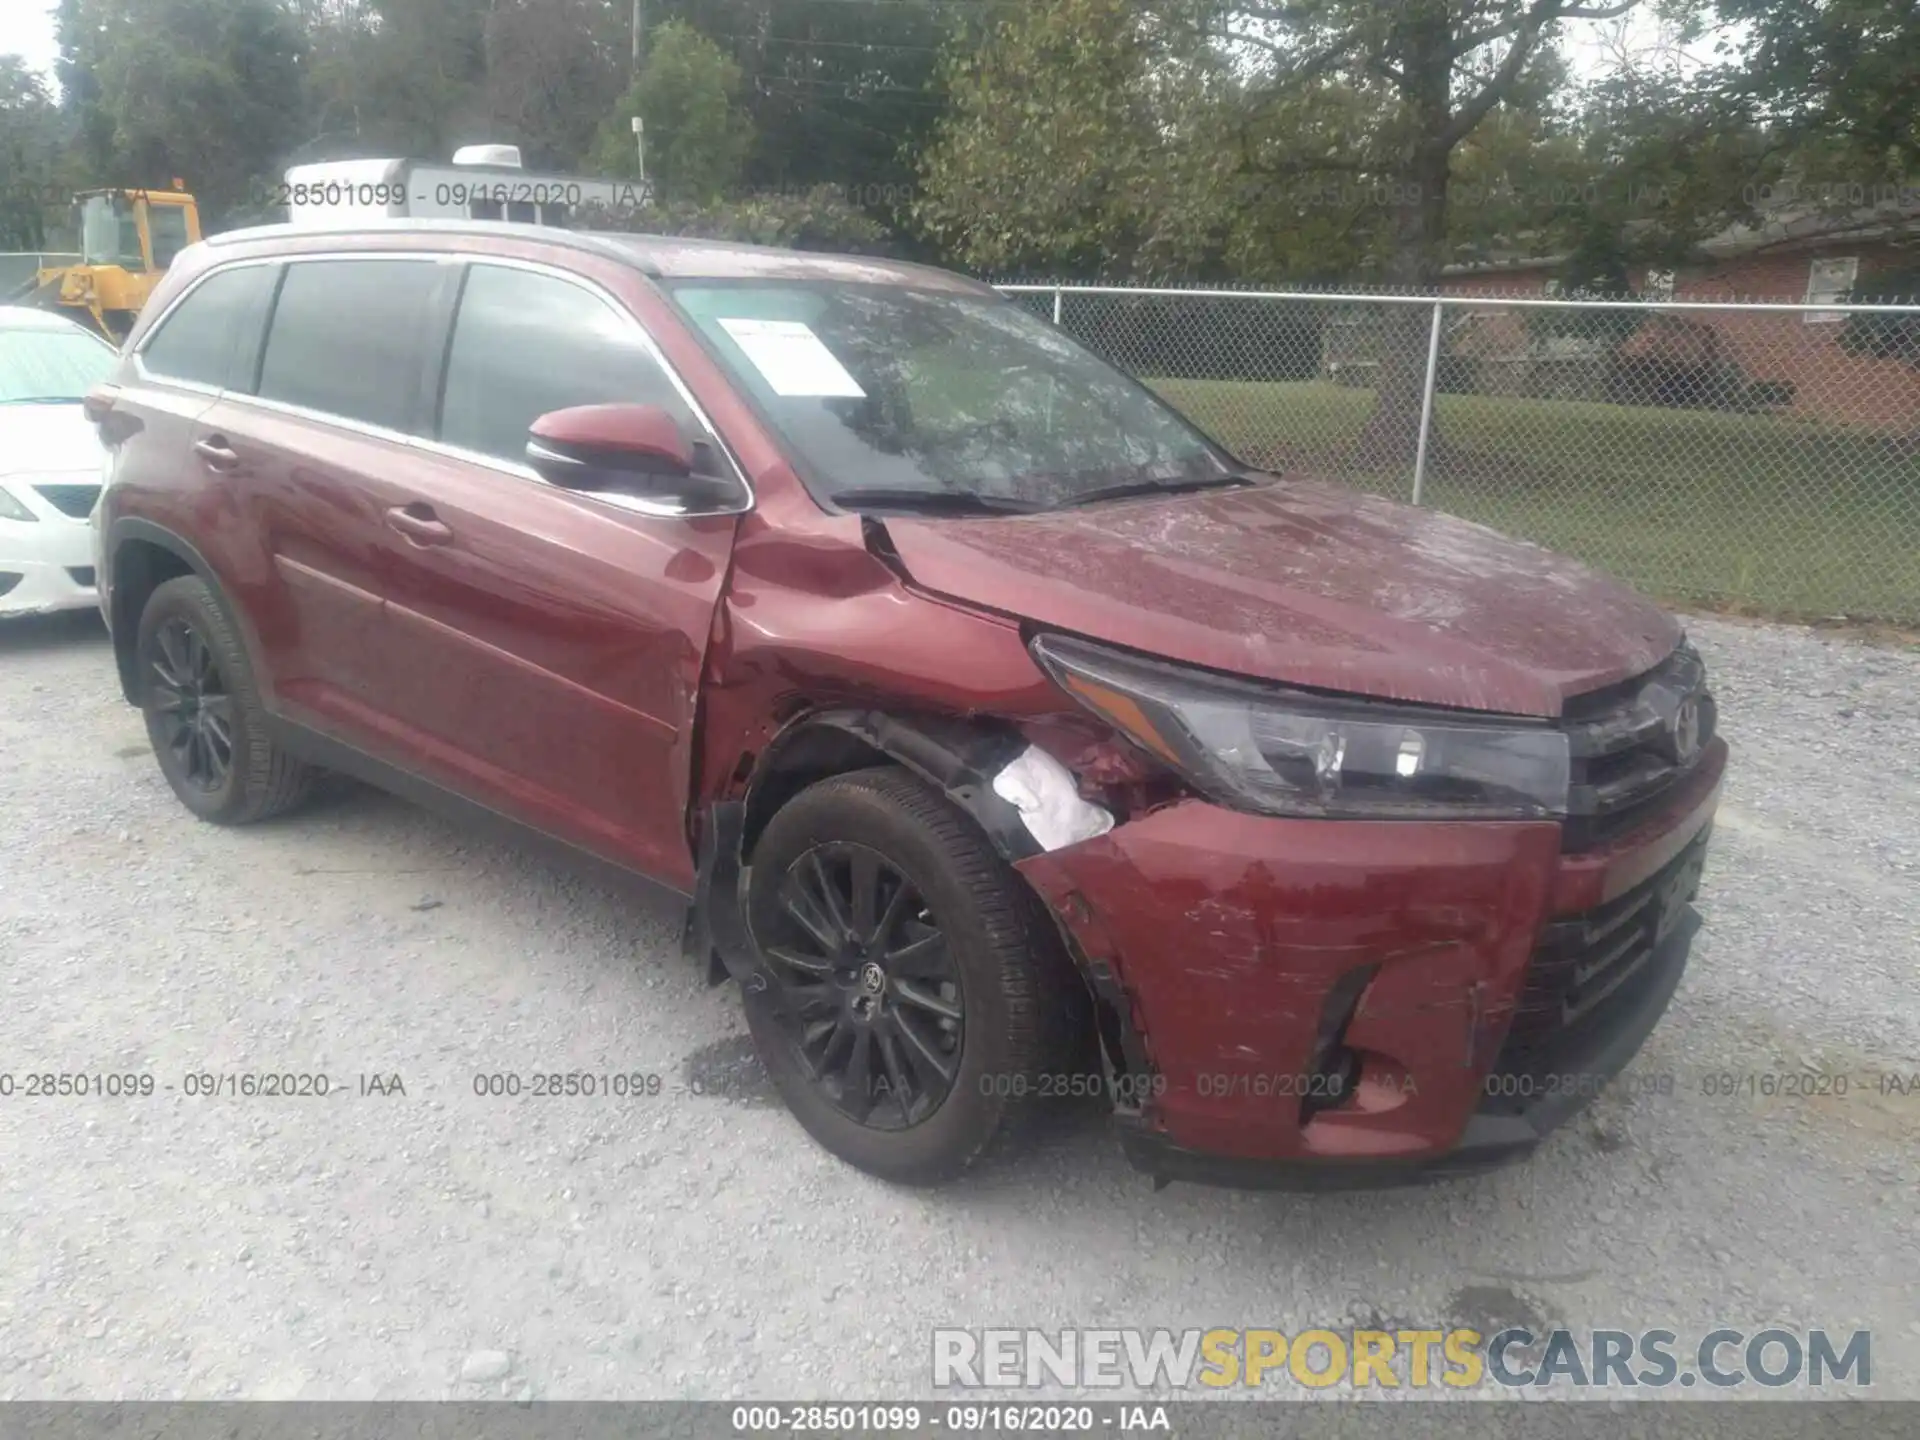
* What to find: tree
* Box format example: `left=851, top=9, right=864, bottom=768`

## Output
left=651, top=0, right=963, bottom=219
left=0, top=57, right=66, bottom=251
left=579, top=185, right=891, bottom=252
left=289, top=0, right=494, bottom=165
left=914, top=0, right=1250, bottom=279
left=57, top=0, right=307, bottom=223
left=1185, top=0, right=1665, bottom=463
left=921, top=0, right=1672, bottom=463
left=483, top=0, right=627, bottom=168
left=1714, top=0, right=1920, bottom=180
left=588, top=20, right=753, bottom=203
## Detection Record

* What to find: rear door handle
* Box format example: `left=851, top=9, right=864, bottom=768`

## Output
left=385, top=503, right=453, bottom=546
left=193, top=437, right=239, bottom=471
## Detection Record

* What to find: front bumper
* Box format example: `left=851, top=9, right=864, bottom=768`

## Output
left=1017, top=737, right=1726, bottom=1190
left=0, top=553, right=98, bottom=618
left=1115, top=907, right=1699, bottom=1189
left=2, top=484, right=99, bottom=618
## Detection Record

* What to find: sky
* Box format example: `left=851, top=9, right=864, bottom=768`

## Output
left=0, top=0, right=1733, bottom=101
left=0, top=0, right=59, bottom=81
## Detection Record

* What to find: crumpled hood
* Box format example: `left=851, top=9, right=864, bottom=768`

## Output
left=882, top=477, right=1682, bottom=717
left=0, top=402, right=105, bottom=478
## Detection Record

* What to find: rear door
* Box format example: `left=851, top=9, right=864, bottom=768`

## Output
left=108, top=259, right=280, bottom=615
left=363, top=258, right=744, bottom=889
left=198, top=254, right=452, bottom=733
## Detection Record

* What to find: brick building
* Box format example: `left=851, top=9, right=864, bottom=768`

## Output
left=1435, top=205, right=1920, bottom=429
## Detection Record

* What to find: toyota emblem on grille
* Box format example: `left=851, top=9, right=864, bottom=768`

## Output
left=1671, top=696, right=1702, bottom=763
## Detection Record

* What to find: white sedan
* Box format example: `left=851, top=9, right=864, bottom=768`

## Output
left=0, top=306, right=119, bottom=619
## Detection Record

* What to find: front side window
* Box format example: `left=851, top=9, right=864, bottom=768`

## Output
left=256, top=259, right=440, bottom=431
left=665, top=280, right=1231, bottom=511
left=139, top=263, right=280, bottom=390
left=0, top=325, right=118, bottom=404
left=437, top=263, right=701, bottom=464
left=78, top=195, right=140, bottom=269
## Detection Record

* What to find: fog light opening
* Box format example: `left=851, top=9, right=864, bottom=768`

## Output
left=1302, top=1047, right=1363, bottom=1120
left=1300, top=963, right=1377, bottom=1120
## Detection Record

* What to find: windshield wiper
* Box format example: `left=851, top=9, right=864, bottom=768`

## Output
left=826, top=487, right=1043, bottom=516
left=1064, top=472, right=1260, bottom=508
left=0, top=396, right=84, bottom=406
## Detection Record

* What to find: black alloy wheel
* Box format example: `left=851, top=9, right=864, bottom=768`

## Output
left=135, top=574, right=314, bottom=824
left=760, top=840, right=965, bottom=1130
left=741, top=766, right=1091, bottom=1185
left=147, top=616, right=235, bottom=793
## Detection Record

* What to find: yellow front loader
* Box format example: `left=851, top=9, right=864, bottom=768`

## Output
left=13, top=187, right=202, bottom=343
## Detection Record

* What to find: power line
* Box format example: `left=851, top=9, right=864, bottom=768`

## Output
left=744, top=69, right=948, bottom=99
left=706, top=31, right=948, bottom=56
left=750, top=78, right=951, bottom=110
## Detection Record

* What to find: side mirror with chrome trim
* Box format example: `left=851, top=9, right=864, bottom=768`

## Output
left=525, top=403, right=739, bottom=511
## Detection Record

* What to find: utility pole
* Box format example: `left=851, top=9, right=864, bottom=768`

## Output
left=629, top=0, right=648, bottom=199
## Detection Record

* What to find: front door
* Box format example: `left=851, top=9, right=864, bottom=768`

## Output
left=362, top=259, right=744, bottom=890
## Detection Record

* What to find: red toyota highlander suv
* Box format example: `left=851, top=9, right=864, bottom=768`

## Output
left=87, top=222, right=1724, bottom=1189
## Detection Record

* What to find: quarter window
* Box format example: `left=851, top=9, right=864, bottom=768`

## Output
left=437, top=263, right=700, bottom=464
left=256, top=259, right=440, bottom=431
left=139, top=263, right=279, bottom=390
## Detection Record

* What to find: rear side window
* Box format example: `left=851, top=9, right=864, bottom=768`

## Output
left=139, top=263, right=278, bottom=390
left=437, top=263, right=698, bottom=463
left=256, top=259, right=439, bottom=433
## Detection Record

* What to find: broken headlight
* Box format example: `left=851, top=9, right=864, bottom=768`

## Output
left=1030, top=633, right=1570, bottom=820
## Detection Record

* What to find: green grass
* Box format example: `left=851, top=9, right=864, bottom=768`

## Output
left=1150, top=378, right=1920, bottom=625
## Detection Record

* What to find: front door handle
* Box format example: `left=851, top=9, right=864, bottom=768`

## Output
left=193, top=436, right=239, bottom=471
left=385, top=503, right=453, bottom=546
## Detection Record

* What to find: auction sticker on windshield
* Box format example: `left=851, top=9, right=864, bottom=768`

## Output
left=717, top=317, right=867, bottom=398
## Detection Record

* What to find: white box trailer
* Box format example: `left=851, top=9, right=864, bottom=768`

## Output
left=281, top=146, right=651, bottom=228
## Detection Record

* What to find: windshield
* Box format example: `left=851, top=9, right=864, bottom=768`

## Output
left=0, top=326, right=119, bottom=403
left=666, top=279, right=1234, bottom=510
left=78, top=195, right=142, bottom=269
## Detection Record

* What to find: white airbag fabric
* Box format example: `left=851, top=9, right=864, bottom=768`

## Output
left=991, top=745, right=1115, bottom=852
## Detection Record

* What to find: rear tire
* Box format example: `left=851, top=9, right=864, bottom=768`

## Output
left=742, top=765, right=1086, bottom=1185
left=136, top=574, right=313, bottom=824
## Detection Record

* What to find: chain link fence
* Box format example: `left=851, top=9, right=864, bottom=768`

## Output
left=999, top=283, right=1920, bottom=626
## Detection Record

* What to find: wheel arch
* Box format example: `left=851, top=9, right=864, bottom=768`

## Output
left=742, top=710, right=1042, bottom=866
left=105, top=519, right=263, bottom=708
left=686, top=707, right=1045, bottom=990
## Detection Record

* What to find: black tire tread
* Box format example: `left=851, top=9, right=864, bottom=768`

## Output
left=747, top=764, right=1085, bottom=1184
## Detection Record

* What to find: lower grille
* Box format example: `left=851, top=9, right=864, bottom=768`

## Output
left=0, top=573, right=19, bottom=597
left=32, top=483, right=101, bottom=519
left=1484, top=827, right=1709, bottom=1111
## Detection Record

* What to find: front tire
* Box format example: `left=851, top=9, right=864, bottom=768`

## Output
left=136, top=574, right=312, bottom=824
left=743, top=765, right=1085, bottom=1185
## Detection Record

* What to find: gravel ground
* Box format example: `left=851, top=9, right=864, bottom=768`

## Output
left=0, top=608, right=1915, bottom=1402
